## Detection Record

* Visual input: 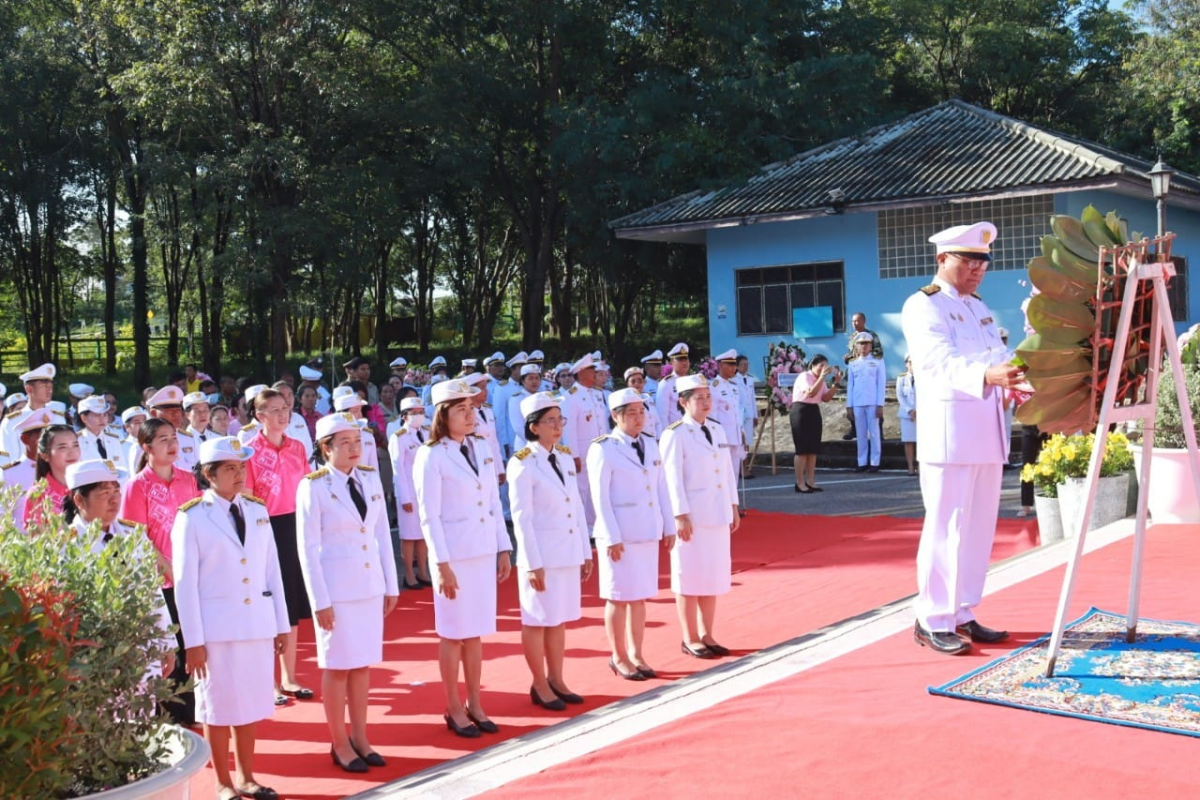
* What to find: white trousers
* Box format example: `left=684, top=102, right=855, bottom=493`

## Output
left=915, top=462, right=1003, bottom=632
left=852, top=406, right=882, bottom=467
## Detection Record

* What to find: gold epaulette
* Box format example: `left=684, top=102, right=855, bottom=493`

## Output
left=424, top=438, right=436, bottom=447
left=569, top=385, right=578, bottom=394
left=1, top=460, right=21, bottom=470
left=971, top=292, right=983, bottom=300
left=514, top=447, right=532, bottom=460
left=591, top=434, right=609, bottom=444
left=240, top=492, right=266, bottom=505
left=472, top=433, right=486, bottom=440
left=4, top=410, right=20, bottom=419
left=179, top=497, right=203, bottom=512
left=305, top=467, right=329, bottom=480
left=666, top=420, right=684, bottom=430
left=920, top=285, right=941, bottom=296
left=554, top=443, right=572, bottom=455
left=357, top=464, right=376, bottom=472
left=499, top=379, right=509, bottom=386
left=483, top=403, right=492, bottom=408
left=49, top=409, right=65, bottom=418
left=118, top=518, right=139, bottom=528
left=103, top=429, right=120, bottom=438
left=394, top=427, right=406, bottom=437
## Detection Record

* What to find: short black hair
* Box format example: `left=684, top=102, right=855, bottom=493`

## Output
left=523, top=407, right=555, bottom=441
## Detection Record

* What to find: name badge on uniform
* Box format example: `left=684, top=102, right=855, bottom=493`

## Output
left=654, top=459, right=661, bottom=466
left=256, top=518, right=270, bottom=525
left=182, top=447, right=193, bottom=453
left=262, top=591, right=272, bottom=597
left=484, top=457, right=493, bottom=465
left=981, top=316, right=993, bottom=325
left=371, top=494, right=381, bottom=501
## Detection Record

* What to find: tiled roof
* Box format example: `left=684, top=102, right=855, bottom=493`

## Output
left=611, top=100, right=1200, bottom=239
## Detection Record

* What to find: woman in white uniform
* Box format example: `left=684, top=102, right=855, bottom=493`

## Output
left=388, top=397, right=432, bottom=589
left=171, top=437, right=290, bottom=800
left=413, top=378, right=512, bottom=738
left=588, top=388, right=675, bottom=680
left=623, top=367, right=662, bottom=438
left=297, top=414, right=400, bottom=772
left=660, top=374, right=740, bottom=660
left=897, top=354, right=918, bottom=475
left=508, top=392, right=593, bottom=710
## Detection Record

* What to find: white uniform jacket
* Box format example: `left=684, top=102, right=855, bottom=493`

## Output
left=506, top=441, right=591, bottom=571
left=475, top=405, right=505, bottom=477
left=170, top=489, right=290, bottom=647
left=288, top=413, right=314, bottom=457
left=414, top=435, right=510, bottom=565
left=641, top=393, right=662, bottom=439
left=644, top=375, right=659, bottom=398
left=897, top=373, right=916, bottom=420
left=174, top=429, right=199, bottom=472
left=587, top=431, right=673, bottom=547
left=508, top=389, right=535, bottom=451
left=708, top=376, right=744, bottom=448
left=846, top=355, right=886, bottom=408
left=655, top=374, right=682, bottom=427
left=900, top=277, right=1010, bottom=464
left=77, top=428, right=130, bottom=480
left=388, top=425, right=426, bottom=508
left=491, top=378, right=514, bottom=453
left=562, top=384, right=608, bottom=458
left=296, top=464, right=399, bottom=612
left=659, top=417, right=738, bottom=527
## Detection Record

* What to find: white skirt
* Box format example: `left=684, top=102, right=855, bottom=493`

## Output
left=670, top=524, right=731, bottom=596
left=598, top=540, right=660, bottom=602
left=396, top=504, right=423, bottom=541
left=433, top=554, right=497, bottom=640
left=900, top=417, right=917, bottom=443
left=316, top=596, right=383, bottom=669
left=518, top=565, right=582, bottom=626
left=195, top=638, right=275, bottom=726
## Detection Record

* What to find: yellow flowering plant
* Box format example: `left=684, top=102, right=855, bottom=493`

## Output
left=1020, top=431, right=1134, bottom=498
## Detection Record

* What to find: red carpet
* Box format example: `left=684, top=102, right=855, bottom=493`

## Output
left=487, top=525, right=1200, bottom=799
left=243, top=512, right=1038, bottom=799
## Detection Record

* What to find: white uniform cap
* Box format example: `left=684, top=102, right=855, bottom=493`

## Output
left=528, top=350, right=545, bottom=363
left=520, top=364, right=542, bottom=377
left=461, top=358, right=478, bottom=368
left=463, top=372, right=488, bottom=387
left=299, top=365, right=322, bottom=380
left=69, top=383, right=94, bottom=399
left=590, top=351, right=602, bottom=362
left=676, top=374, right=709, bottom=393
left=641, top=350, right=664, bottom=364
left=182, top=391, right=210, bottom=410
left=389, top=356, right=408, bottom=369
left=77, top=395, right=110, bottom=416
left=334, top=393, right=366, bottom=411
left=607, top=387, right=644, bottom=412
left=484, top=351, right=506, bottom=366
left=430, top=374, right=447, bottom=385
left=554, top=362, right=572, bottom=374
left=715, top=348, right=739, bottom=363
left=315, top=413, right=366, bottom=441
left=46, top=400, right=67, bottom=415
left=623, top=366, right=644, bottom=381
left=429, top=355, right=448, bottom=368
left=0, top=382, right=7, bottom=400
left=20, top=363, right=56, bottom=383
left=520, top=391, right=562, bottom=420
left=332, top=385, right=355, bottom=400
left=570, top=354, right=595, bottom=374
left=667, top=343, right=689, bottom=359
left=506, top=351, right=529, bottom=368
left=929, top=221, right=997, bottom=260
left=198, top=435, right=256, bottom=465
left=146, top=386, right=185, bottom=408
left=4, top=392, right=27, bottom=409
left=431, top=377, right=480, bottom=406
left=121, top=405, right=148, bottom=424
left=853, top=332, right=874, bottom=344
left=399, top=397, right=424, bottom=413
left=243, top=384, right=268, bottom=403
left=14, top=409, right=58, bottom=435
left=66, top=459, right=125, bottom=490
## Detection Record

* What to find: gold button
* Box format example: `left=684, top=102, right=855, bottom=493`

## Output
left=567, top=513, right=572, bottom=518
left=362, top=545, right=368, bottom=551
left=240, top=558, right=247, bottom=565
left=480, top=518, right=485, bottom=522
left=717, top=484, right=723, bottom=489
left=565, top=497, right=570, bottom=503
left=646, top=486, right=651, bottom=490
left=242, top=577, right=250, bottom=584
left=477, top=501, right=483, bottom=506
left=365, top=563, right=371, bottom=569
left=360, top=527, right=366, bottom=534
left=243, top=598, right=251, bottom=605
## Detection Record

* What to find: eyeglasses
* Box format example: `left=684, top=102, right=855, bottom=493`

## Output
left=951, top=253, right=989, bottom=271
left=537, top=416, right=567, bottom=426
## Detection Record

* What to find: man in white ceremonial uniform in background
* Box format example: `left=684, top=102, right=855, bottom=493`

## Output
left=1, top=363, right=58, bottom=460
left=708, top=350, right=745, bottom=483
left=464, top=372, right=505, bottom=487
left=655, top=343, right=690, bottom=427
left=561, top=353, right=606, bottom=530
left=846, top=332, right=887, bottom=473
left=640, top=350, right=663, bottom=398
left=495, top=352, right=527, bottom=459
left=734, top=355, right=759, bottom=478
left=901, top=220, right=1020, bottom=656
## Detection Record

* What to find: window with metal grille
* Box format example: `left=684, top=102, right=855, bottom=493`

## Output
left=877, top=195, right=1054, bottom=279
left=735, top=262, right=845, bottom=335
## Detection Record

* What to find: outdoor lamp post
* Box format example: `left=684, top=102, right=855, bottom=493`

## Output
left=1150, top=158, right=1172, bottom=238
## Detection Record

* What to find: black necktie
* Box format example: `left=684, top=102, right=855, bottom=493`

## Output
left=96, top=437, right=107, bottom=459
left=548, top=452, right=565, bottom=484
left=347, top=475, right=367, bottom=519
left=460, top=442, right=479, bottom=476
left=632, top=438, right=645, bottom=464
left=417, top=429, right=424, bottom=443
left=198, top=431, right=207, bottom=442
left=230, top=503, right=246, bottom=545
left=480, top=408, right=487, bottom=423
left=701, top=425, right=713, bottom=445
left=102, top=531, right=114, bottom=545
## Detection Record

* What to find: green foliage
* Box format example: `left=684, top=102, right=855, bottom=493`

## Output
left=1155, top=360, right=1200, bottom=450
left=0, top=495, right=176, bottom=796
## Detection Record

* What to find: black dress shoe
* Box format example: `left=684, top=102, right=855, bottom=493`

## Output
left=795, top=484, right=812, bottom=494
left=443, top=712, right=481, bottom=738
left=330, top=746, right=369, bottom=773
left=913, top=623, right=970, bottom=655
left=867, top=466, right=880, bottom=473
left=635, top=664, right=657, bottom=679
left=530, top=686, right=567, bottom=711
left=280, top=686, right=314, bottom=700
left=703, top=642, right=731, bottom=657
left=680, top=641, right=715, bottom=659
left=806, top=484, right=824, bottom=492
left=548, top=682, right=584, bottom=704
left=609, top=657, right=647, bottom=681
left=237, top=784, right=279, bottom=800
left=855, top=465, right=868, bottom=473
left=465, top=708, right=500, bottom=734
left=956, top=620, right=1010, bottom=643
left=842, top=433, right=856, bottom=441
left=349, top=739, right=386, bottom=767
left=403, top=580, right=423, bottom=591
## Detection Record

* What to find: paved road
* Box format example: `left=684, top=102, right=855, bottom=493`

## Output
left=738, top=465, right=1027, bottom=519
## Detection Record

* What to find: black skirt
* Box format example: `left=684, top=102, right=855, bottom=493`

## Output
left=270, top=512, right=312, bottom=625
left=790, top=402, right=823, bottom=455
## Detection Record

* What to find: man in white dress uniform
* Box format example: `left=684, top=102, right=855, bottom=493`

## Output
left=846, top=332, right=887, bottom=472
left=655, top=343, right=690, bottom=427
left=561, top=353, right=607, bottom=529
left=640, top=350, right=663, bottom=398
left=901, top=220, right=1021, bottom=655
left=708, top=350, right=745, bottom=480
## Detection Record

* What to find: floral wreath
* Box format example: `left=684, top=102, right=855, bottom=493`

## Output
left=765, top=341, right=807, bottom=414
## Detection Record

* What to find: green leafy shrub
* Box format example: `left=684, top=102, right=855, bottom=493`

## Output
left=0, top=500, right=176, bottom=797
left=1154, top=332, right=1200, bottom=449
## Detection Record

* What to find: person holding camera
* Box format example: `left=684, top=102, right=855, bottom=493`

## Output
left=790, top=355, right=841, bottom=493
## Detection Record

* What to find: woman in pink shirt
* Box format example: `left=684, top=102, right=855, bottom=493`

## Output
left=243, top=388, right=314, bottom=703
left=121, top=417, right=202, bottom=725
left=23, top=424, right=81, bottom=530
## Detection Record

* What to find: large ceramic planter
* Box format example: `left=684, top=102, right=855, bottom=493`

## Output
left=1131, top=444, right=1200, bottom=523
left=1057, top=473, right=1131, bottom=537
left=84, top=726, right=211, bottom=799
left=1034, top=494, right=1064, bottom=544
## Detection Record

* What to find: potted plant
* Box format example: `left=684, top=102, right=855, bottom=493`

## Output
left=1132, top=328, right=1200, bottom=522
left=1022, top=431, right=1134, bottom=542
left=0, top=489, right=210, bottom=798
left=1020, top=439, right=1068, bottom=544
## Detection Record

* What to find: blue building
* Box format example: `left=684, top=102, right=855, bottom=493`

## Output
left=611, top=100, right=1200, bottom=376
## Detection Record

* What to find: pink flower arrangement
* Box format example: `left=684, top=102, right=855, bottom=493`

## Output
left=697, top=356, right=719, bottom=380
left=404, top=368, right=431, bottom=387
left=660, top=363, right=674, bottom=378
left=765, top=341, right=807, bottom=413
